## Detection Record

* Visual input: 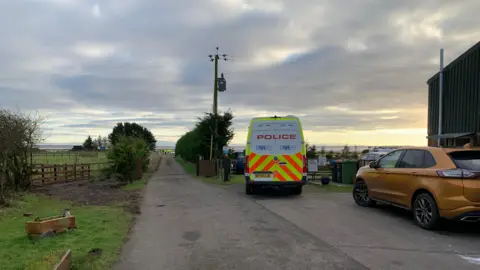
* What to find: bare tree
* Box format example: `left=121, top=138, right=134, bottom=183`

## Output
left=0, top=109, right=44, bottom=204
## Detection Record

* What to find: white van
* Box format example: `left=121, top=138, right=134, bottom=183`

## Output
left=244, top=116, right=307, bottom=195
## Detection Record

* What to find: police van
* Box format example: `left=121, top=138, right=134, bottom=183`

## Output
left=244, top=115, right=307, bottom=195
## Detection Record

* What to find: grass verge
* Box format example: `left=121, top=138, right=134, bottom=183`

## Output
left=309, top=182, right=353, bottom=193
left=0, top=195, right=131, bottom=270
left=176, top=157, right=244, bottom=185
left=120, top=151, right=162, bottom=191
left=121, top=172, right=151, bottom=191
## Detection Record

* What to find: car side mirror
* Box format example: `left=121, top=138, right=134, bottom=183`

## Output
left=369, top=161, right=377, bottom=169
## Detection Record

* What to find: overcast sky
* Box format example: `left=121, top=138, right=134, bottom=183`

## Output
left=1, top=0, right=479, bottom=147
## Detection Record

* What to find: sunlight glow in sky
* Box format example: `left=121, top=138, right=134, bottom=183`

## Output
left=1, top=0, right=479, bottom=147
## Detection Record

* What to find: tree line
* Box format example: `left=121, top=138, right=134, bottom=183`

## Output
left=175, top=111, right=234, bottom=163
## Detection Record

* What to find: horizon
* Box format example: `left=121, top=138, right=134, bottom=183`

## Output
left=37, top=142, right=414, bottom=150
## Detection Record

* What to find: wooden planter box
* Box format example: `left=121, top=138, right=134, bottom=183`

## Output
left=26, top=215, right=77, bottom=238
left=53, top=250, right=72, bottom=270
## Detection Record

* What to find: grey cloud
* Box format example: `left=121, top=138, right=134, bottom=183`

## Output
left=1, top=0, right=479, bottom=143
left=60, top=117, right=196, bottom=129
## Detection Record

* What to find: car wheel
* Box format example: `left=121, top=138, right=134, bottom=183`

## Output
left=353, top=180, right=375, bottom=207
left=292, top=186, right=303, bottom=195
left=245, top=184, right=254, bottom=195
left=413, top=193, right=440, bottom=230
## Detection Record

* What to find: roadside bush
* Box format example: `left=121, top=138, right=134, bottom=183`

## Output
left=175, top=130, right=201, bottom=163
left=105, top=136, right=150, bottom=183
left=175, top=111, right=234, bottom=163
left=0, top=109, right=44, bottom=205
left=108, top=122, right=156, bottom=151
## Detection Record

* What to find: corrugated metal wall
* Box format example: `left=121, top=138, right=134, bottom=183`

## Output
left=427, top=42, right=480, bottom=136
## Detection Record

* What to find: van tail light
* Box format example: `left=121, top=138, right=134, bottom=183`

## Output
left=437, top=169, right=480, bottom=179
left=302, top=155, right=307, bottom=176
left=245, top=155, right=250, bottom=176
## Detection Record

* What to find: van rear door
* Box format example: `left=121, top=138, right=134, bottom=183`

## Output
left=249, top=122, right=276, bottom=181
left=273, top=120, right=303, bottom=181
left=249, top=119, right=303, bottom=182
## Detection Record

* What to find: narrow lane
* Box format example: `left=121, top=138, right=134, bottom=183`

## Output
left=115, top=156, right=366, bottom=270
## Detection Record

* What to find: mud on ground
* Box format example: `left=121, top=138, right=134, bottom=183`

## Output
left=32, top=153, right=164, bottom=214
left=33, top=180, right=143, bottom=214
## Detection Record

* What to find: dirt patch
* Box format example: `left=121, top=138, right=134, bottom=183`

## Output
left=31, top=154, right=164, bottom=215
left=32, top=180, right=142, bottom=214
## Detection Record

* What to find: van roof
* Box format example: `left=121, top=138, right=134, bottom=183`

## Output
left=251, top=115, right=299, bottom=120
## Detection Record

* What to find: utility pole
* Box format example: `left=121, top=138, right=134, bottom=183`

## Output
left=208, top=47, right=228, bottom=160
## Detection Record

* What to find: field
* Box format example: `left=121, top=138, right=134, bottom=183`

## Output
left=32, top=152, right=108, bottom=165
left=0, top=152, right=163, bottom=269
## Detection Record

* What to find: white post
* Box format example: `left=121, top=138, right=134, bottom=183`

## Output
left=437, top=48, right=444, bottom=147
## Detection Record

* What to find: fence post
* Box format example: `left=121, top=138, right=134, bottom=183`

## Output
left=88, top=164, right=91, bottom=181
left=54, top=165, right=57, bottom=182
left=65, top=164, right=68, bottom=182
left=41, top=165, right=44, bottom=186
left=81, top=164, right=84, bottom=180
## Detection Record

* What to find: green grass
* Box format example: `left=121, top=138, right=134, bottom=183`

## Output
left=175, top=158, right=195, bottom=174
left=120, top=152, right=162, bottom=191
left=200, top=174, right=245, bottom=185
left=176, top=157, right=245, bottom=185
left=0, top=195, right=132, bottom=270
left=309, top=182, right=353, bottom=193
left=121, top=172, right=151, bottom=191
left=32, top=152, right=108, bottom=165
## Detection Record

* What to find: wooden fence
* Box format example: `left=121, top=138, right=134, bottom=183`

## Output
left=31, top=162, right=110, bottom=187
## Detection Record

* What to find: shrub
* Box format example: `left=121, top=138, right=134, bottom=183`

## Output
left=175, top=111, right=234, bottom=162
left=105, top=136, right=150, bottom=183
left=0, top=109, right=44, bottom=204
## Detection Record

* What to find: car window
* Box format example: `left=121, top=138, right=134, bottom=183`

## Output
left=377, top=150, right=404, bottom=168
left=449, top=151, right=480, bottom=170
left=397, top=150, right=436, bottom=168
left=424, top=152, right=436, bottom=167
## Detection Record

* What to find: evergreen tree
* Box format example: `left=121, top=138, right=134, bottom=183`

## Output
left=83, top=135, right=94, bottom=150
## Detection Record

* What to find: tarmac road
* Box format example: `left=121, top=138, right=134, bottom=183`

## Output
left=116, top=156, right=480, bottom=270
left=233, top=186, right=480, bottom=270
left=115, top=156, right=366, bottom=270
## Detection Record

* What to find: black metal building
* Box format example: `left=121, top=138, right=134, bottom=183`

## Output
left=427, top=41, right=480, bottom=147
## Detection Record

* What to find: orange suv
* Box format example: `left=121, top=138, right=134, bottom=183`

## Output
left=353, top=147, right=480, bottom=230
